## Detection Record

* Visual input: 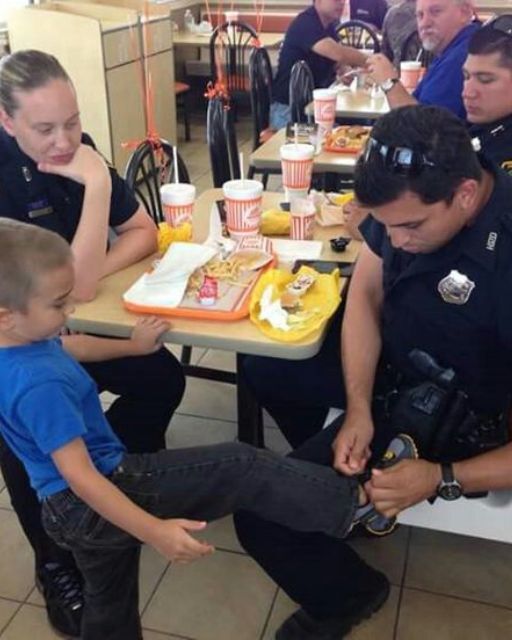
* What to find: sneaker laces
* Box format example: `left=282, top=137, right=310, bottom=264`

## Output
left=43, top=564, right=83, bottom=611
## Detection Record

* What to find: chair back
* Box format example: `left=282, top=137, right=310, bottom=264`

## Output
left=206, top=96, right=241, bottom=188
left=289, top=60, right=315, bottom=124
left=249, top=46, right=272, bottom=150
left=337, top=20, right=381, bottom=52
left=124, top=139, right=191, bottom=225
left=400, top=30, right=434, bottom=69
left=210, top=21, right=258, bottom=95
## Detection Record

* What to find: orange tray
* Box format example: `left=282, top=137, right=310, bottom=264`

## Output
left=123, top=259, right=275, bottom=321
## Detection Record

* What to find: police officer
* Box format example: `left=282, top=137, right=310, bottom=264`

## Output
left=0, top=50, right=185, bottom=637
left=463, top=14, right=512, bottom=174
left=236, top=104, right=512, bottom=639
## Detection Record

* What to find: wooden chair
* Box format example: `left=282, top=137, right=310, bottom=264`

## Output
left=337, top=19, right=381, bottom=53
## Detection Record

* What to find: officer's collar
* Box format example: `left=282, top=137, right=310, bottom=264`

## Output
left=456, top=159, right=512, bottom=271
left=0, top=127, right=38, bottom=173
left=470, top=113, right=512, bottom=149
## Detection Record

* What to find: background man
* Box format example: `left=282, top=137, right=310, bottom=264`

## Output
left=237, top=104, right=512, bottom=640
left=270, top=0, right=367, bottom=129
left=367, top=0, right=479, bottom=118
left=463, top=14, right=512, bottom=173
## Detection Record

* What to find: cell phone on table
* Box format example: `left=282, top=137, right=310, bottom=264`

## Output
left=292, top=259, right=355, bottom=278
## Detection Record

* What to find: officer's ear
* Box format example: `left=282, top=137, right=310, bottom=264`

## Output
left=0, top=108, right=15, bottom=137
left=453, top=178, right=479, bottom=214
left=0, top=307, right=16, bottom=332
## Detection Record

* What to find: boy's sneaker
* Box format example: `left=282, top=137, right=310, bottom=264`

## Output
left=275, top=572, right=390, bottom=639
left=36, top=563, right=83, bottom=638
left=353, top=434, right=418, bottom=536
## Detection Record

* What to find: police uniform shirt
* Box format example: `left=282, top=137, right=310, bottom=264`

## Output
left=360, top=163, right=512, bottom=416
left=0, top=129, right=139, bottom=243
left=470, top=114, right=512, bottom=177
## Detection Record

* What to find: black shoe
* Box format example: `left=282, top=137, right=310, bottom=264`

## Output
left=275, top=573, right=390, bottom=639
left=353, top=434, right=418, bottom=536
left=36, top=563, right=83, bottom=638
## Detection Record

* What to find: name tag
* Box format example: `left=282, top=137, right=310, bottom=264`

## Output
left=27, top=198, right=53, bottom=219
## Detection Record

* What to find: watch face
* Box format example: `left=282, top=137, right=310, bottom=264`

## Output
left=440, top=483, right=463, bottom=501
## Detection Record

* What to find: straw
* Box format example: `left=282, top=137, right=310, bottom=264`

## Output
left=416, top=48, right=423, bottom=62
left=239, top=151, right=245, bottom=186
left=294, top=122, right=299, bottom=149
left=172, top=145, right=179, bottom=184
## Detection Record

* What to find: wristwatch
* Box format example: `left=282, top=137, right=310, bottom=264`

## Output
left=380, top=77, right=399, bottom=94
left=437, top=463, right=463, bottom=501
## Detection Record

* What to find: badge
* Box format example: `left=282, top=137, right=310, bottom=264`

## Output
left=438, top=270, right=475, bottom=305
left=27, top=197, right=53, bottom=219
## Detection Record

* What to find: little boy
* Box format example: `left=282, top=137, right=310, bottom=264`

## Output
left=0, top=219, right=414, bottom=640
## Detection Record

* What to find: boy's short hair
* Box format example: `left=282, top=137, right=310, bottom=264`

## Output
left=0, top=219, right=71, bottom=312
left=468, top=16, right=512, bottom=70
left=354, top=105, right=482, bottom=208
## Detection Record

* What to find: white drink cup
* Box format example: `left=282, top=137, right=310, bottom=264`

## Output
left=280, top=143, right=315, bottom=203
left=400, top=61, right=422, bottom=92
left=222, top=179, right=264, bottom=239
left=290, top=198, right=316, bottom=241
left=160, top=183, right=196, bottom=227
left=313, top=88, right=337, bottom=133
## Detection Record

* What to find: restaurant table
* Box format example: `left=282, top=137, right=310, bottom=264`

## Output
left=305, top=87, right=389, bottom=122
left=250, top=128, right=361, bottom=175
left=172, top=30, right=284, bottom=50
left=68, top=189, right=361, bottom=445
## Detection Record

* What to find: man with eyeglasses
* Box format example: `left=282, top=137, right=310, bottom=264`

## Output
left=463, top=15, right=512, bottom=174
left=366, top=0, right=480, bottom=118
left=236, top=104, right=512, bottom=639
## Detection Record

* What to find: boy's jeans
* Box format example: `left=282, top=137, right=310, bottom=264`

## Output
left=42, top=442, right=358, bottom=640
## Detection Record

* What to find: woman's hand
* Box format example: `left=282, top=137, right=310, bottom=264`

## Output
left=38, top=143, right=110, bottom=187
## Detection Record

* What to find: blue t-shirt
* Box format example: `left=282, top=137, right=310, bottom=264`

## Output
left=273, top=6, right=340, bottom=105
left=413, top=22, right=480, bottom=119
left=0, top=339, right=125, bottom=499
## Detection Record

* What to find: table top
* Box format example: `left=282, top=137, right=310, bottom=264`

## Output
left=306, top=87, right=389, bottom=121
left=172, top=30, right=283, bottom=49
left=68, top=189, right=361, bottom=360
left=250, top=129, right=360, bottom=174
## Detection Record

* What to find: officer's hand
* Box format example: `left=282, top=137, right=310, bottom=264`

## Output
left=366, top=53, right=399, bottom=86
left=332, top=410, right=374, bottom=475
left=38, top=144, right=110, bottom=187
left=364, top=459, right=441, bottom=517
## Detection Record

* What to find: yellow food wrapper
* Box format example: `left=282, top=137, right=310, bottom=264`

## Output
left=329, top=191, right=354, bottom=207
left=157, top=221, right=192, bottom=253
left=261, top=209, right=291, bottom=236
left=250, top=266, right=341, bottom=342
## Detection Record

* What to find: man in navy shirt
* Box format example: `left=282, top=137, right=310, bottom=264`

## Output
left=463, top=15, right=512, bottom=174
left=270, top=0, right=368, bottom=129
left=367, top=0, right=479, bottom=118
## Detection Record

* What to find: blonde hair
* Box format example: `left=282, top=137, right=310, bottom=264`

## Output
left=0, top=219, right=71, bottom=311
left=0, top=50, right=71, bottom=116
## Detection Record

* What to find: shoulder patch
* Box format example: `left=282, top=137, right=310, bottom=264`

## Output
left=501, top=160, right=512, bottom=176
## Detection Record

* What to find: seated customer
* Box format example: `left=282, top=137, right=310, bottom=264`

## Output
left=271, top=0, right=368, bottom=129
left=463, top=15, right=512, bottom=173
left=367, top=0, right=479, bottom=118
left=350, top=0, right=389, bottom=31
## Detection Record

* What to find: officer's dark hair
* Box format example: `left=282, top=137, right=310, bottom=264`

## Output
left=354, top=105, right=482, bottom=207
left=468, top=17, right=512, bottom=70
left=0, top=50, right=71, bottom=116
left=0, top=219, right=71, bottom=312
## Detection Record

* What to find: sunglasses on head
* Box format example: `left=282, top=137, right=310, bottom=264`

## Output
left=484, top=14, right=512, bottom=38
left=362, top=137, right=436, bottom=174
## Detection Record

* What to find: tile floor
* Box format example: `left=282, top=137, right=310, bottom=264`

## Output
left=0, top=110, right=511, bottom=639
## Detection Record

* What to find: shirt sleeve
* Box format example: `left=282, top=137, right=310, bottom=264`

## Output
left=290, top=12, right=331, bottom=53
left=15, top=381, right=87, bottom=456
left=359, top=215, right=386, bottom=257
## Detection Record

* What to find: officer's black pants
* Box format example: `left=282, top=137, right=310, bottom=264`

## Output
left=242, top=308, right=346, bottom=448
left=234, top=418, right=393, bottom=620
left=0, top=347, right=185, bottom=574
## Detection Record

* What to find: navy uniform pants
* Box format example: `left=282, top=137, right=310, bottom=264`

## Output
left=0, top=348, right=185, bottom=573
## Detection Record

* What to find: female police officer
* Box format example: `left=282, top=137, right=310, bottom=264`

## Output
left=0, top=50, right=185, bottom=637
